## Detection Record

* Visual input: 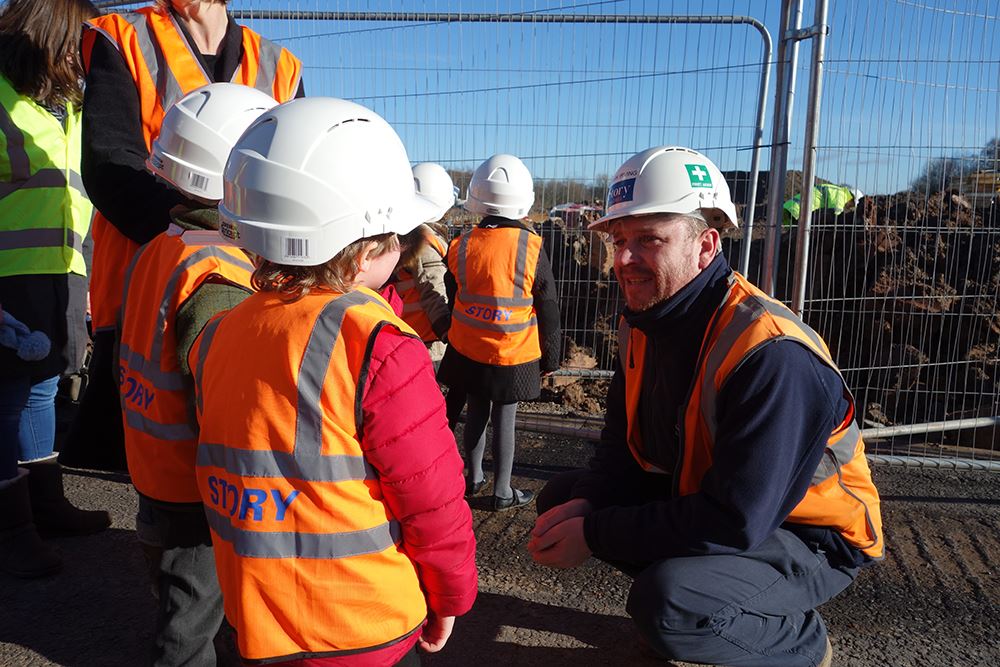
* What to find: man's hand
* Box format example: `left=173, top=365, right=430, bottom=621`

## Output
left=527, top=498, right=594, bottom=568
left=531, top=497, right=592, bottom=538
left=528, top=516, right=591, bottom=568
left=418, top=612, right=455, bottom=653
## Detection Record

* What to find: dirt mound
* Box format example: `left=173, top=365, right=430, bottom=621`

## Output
left=761, top=191, right=999, bottom=441
left=541, top=191, right=999, bottom=443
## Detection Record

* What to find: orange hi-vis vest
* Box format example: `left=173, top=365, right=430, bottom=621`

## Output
left=620, top=271, right=884, bottom=559
left=190, top=288, right=427, bottom=662
left=447, top=226, right=543, bottom=366
left=395, top=232, right=448, bottom=342
left=119, top=225, right=252, bottom=503
left=82, top=6, right=301, bottom=331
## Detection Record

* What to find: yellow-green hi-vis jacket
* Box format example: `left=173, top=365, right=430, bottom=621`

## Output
left=0, top=74, right=93, bottom=278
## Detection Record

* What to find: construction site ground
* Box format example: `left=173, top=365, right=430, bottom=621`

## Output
left=2, top=426, right=999, bottom=667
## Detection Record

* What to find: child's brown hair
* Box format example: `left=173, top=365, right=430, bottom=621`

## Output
left=252, top=233, right=399, bottom=298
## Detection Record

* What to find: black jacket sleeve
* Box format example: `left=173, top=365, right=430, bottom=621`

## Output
left=531, top=246, right=562, bottom=372
left=569, top=361, right=650, bottom=509
left=81, top=35, right=192, bottom=245
left=582, top=340, right=848, bottom=565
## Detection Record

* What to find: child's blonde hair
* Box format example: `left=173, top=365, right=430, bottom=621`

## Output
left=252, top=233, right=399, bottom=298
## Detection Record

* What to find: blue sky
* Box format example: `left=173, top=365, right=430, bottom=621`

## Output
left=105, top=0, right=1000, bottom=196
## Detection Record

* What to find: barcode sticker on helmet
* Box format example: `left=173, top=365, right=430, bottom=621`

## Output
left=285, top=238, right=309, bottom=259
left=189, top=172, right=209, bottom=192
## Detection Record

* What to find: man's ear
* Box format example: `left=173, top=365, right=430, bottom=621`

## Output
left=699, top=228, right=722, bottom=268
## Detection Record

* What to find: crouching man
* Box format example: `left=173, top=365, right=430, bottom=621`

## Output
left=528, top=146, right=883, bottom=667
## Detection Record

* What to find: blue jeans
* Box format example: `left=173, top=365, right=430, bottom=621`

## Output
left=0, top=375, right=60, bottom=480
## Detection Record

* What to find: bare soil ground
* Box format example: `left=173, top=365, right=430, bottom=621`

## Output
left=2, top=428, right=998, bottom=667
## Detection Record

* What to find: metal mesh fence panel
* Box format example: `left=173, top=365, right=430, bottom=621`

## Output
left=92, top=1, right=1000, bottom=464
left=785, top=0, right=1000, bottom=463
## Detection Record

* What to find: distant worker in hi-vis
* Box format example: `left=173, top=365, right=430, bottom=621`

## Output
left=438, top=154, right=562, bottom=511
left=189, top=97, right=477, bottom=666
left=118, top=82, right=276, bottom=666
left=529, top=146, right=883, bottom=667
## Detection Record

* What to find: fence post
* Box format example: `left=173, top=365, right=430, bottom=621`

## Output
left=790, top=0, right=830, bottom=315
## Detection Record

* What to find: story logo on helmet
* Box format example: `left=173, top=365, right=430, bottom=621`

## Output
left=685, top=164, right=713, bottom=189
left=607, top=178, right=636, bottom=207
left=220, top=220, right=240, bottom=240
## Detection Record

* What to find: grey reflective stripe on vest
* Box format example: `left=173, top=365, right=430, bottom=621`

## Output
left=0, top=102, right=30, bottom=181
left=125, top=13, right=185, bottom=115
left=699, top=298, right=767, bottom=443
left=452, top=308, right=537, bottom=333
left=123, top=405, right=196, bottom=441
left=149, top=247, right=253, bottom=360
left=66, top=228, right=84, bottom=254
left=0, top=168, right=87, bottom=199
left=0, top=226, right=84, bottom=253
left=753, top=295, right=828, bottom=355
left=293, top=291, right=383, bottom=474
left=166, top=11, right=212, bottom=88
left=513, top=228, right=530, bottom=297
left=192, top=316, right=223, bottom=415
left=252, top=38, right=281, bottom=94
left=120, top=342, right=186, bottom=391
left=197, top=443, right=372, bottom=483
left=617, top=318, right=630, bottom=372
left=458, top=293, right=533, bottom=308
left=811, top=421, right=861, bottom=484
left=456, top=233, right=470, bottom=288
left=204, top=505, right=401, bottom=559
left=0, top=99, right=87, bottom=201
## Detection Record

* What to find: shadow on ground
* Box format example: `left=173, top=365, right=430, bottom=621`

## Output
left=2, top=441, right=1000, bottom=666
left=424, top=592, right=662, bottom=666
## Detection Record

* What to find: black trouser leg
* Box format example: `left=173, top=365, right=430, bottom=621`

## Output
left=59, top=329, right=126, bottom=471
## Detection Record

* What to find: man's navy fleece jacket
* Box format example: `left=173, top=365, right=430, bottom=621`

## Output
left=570, top=254, right=867, bottom=568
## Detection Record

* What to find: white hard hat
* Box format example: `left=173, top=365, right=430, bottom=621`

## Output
left=464, top=153, right=535, bottom=219
left=147, top=82, right=278, bottom=201
left=220, top=97, right=439, bottom=266
left=589, top=146, right=738, bottom=232
left=412, top=162, right=456, bottom=222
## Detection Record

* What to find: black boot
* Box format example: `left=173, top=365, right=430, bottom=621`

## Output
left=0, top=470, right=63, bottom=578
left=22, top=456, right=111, bottom=537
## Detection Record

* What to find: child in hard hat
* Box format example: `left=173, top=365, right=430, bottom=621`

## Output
left=189, top=97, right=477, bottom=666
left=437, top=154, right=562, bottom=511
left=392, top=162, right=456, bottom=364
left=117, top=82, right=277, bottom=665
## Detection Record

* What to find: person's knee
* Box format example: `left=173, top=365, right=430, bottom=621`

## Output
left=625, top=558, right=719, bottom=650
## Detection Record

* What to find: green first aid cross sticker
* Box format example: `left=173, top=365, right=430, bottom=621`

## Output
left=685, top=164, right=713, bottom=188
